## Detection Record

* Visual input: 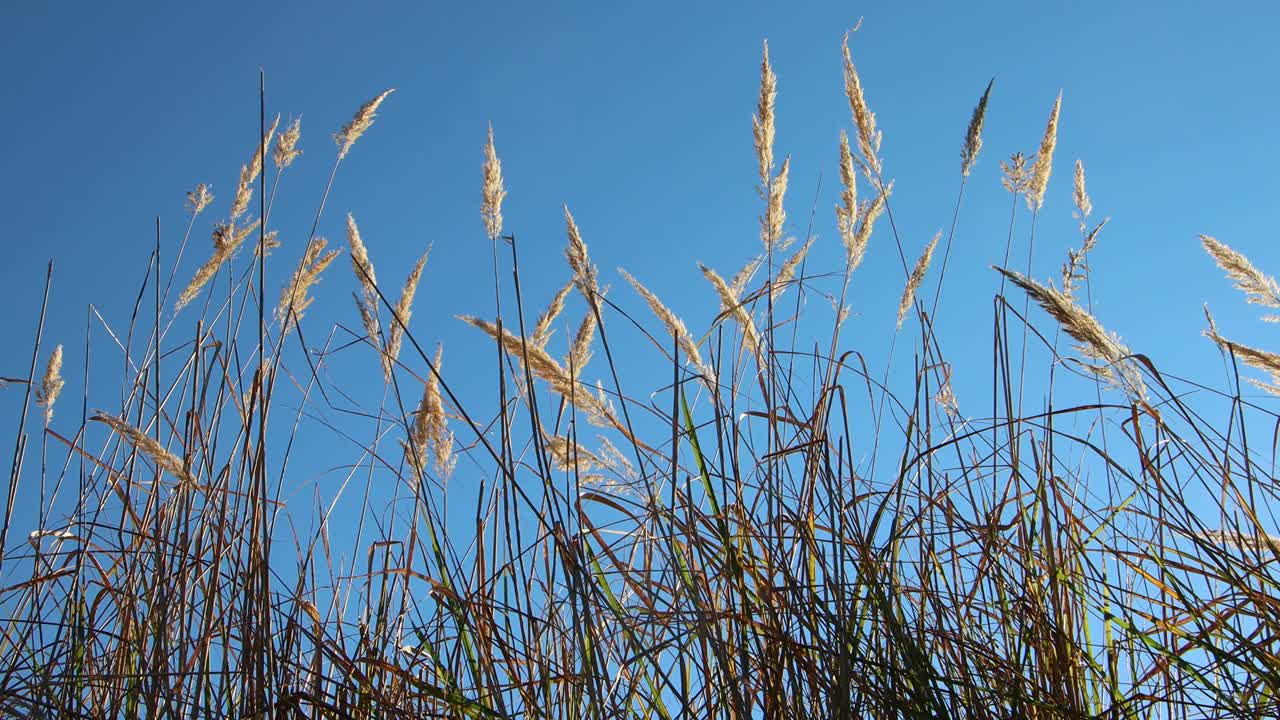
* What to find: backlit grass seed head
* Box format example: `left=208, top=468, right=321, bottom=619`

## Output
left=482, top=124, right=506, bottom=241
left=176, top=219, right=261, bottom=310
left=567, top=311, right=595, bottom=379
left=1205, top=330, right=1280, bottom=395
left=345, top=214, right=387, bottom=376
left=564, top=206, right=600, bottom=310
left=997, top=267, right=1145, bottom=398
left=91, top=414, right=193, bottom=486
left=620, top=269, right=710, bottom=380
left=1001, top=152, right=1032, bottom=196
left=36, top=345, right=64, bottom=424
left=407, top=345, right=454, bottom=478
left=762, top=156, right=790, bottom=252
left=836, top=131, right=858, bottom=248
left=387, top=248, right=429, bottom=370
left=1201, top=235, right=1280, bottom=311
left=231, top=114, right=280, bottom=221
left=961, top=79, right=994, bottom=177
left=186, top=184, right=213, bottom=215
left=534, top=280, right=575, bottom=349
left=897, top=231, right=940, bottom=329
left=278, top=237, right=340, bottom=331
left=842, top=30, right=882, bottom=176
left=848, top=180, right=890, bottom=273
left=1073, top=159, right=1092, bottom=228
left=1199, top=530, right=1280, bottom=554
left=1027, top=92, right=1061, bottom=210
left=772, top=237, right=814, bottom=299
left=335, top=89, right=394, bottom=160
left=701, top=263, right=761, bottom=357
left=274, top=116, right=302, bottom=169
left=753, top=40, right=777, bottom=188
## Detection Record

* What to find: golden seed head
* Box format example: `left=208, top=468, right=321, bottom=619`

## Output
left=842, top=29, right=882, bottom=177
left=36, top=345, right=64, bottom=424
left=1028, top=92, right=1062, bottom=210
left=231, top=115, right=280, bottom=221
left=481, top=124, right=507, bottom=241
left=186, top=184, right=214, bottom=215
left=752, top=40, right=778, bottom=188
left=897, top=231, right=940, bottom=329
left=277, top=237, right=340, bottom=331
left=335, top=89, right=394, bottom=160
left=961, top=79, right=993, bottom=177
left=274, top=116, right=302, bottom=169
left=386, top=248, right=429, bottom=369
left=1073, top=159, right=1093, bottom=228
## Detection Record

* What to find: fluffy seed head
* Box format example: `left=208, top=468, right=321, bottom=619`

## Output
left=278, top=237, right=340, bottom=331
left=386, top=248, right=429, bottom=369
left=961, top=79, right=994, bottom=177
left=481, top=124, right=507, bottom=241
left=564, top=207, right=600, bottom=311
left=231, top=115, right=280, bottom=221
left=274, top=116, right=302, bottom=169
left=1073, top=159, right=1092, bottom=227
left=186, top=184, right=214, bottom=215
left=335, top=89, right=394, bottom=160
left=897, top=232, right=940, bottom=329
left=753, top=40, right=778, bottom=188
left=762, top=156, right=790, bottom=252
left=1201, top=235, right=1280, bottom=311
left=1027, top=92, right=1062, bottom=210
left=842, top=30, right=882, bottom=176
left=36, top=345, right=64, bottom=424
left=92, top=414, right=194, bottom=486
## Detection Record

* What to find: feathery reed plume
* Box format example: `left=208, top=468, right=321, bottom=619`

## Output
left=730, top=257, right=762, bottom=298
left=544, top=433, right=605, bottom=473
left=841, top=29, right=882, bottom=176
left=186, top=184, right=213, bottom=215
left=231, top=114, right=280, bottom=221
left=176, top=220, right=261, bottom=310
left=277, top=237, right=340, bottom=331
left=1201, top=235, right=1280, bottom=312
left=753, top=40, right=777, bottom=188
left=701, top=263, right=761, bottom=356
left=836, top=131, right=858, bottom=260
left=567, top=312, right=595, bottom=379
left=846, top=180, right=891, bottom=275
left=335, top=89, right=394, bottom=160
left=274, top=116, right=302, bottom=169
left=1027, top=92, right=1062, bottom=210
left=619, top=269, right=712, bottom=380
left=1062, top=218, right=1109, bottom=301
left=1204, top=330, right=1280, bottom=394
left=1199, top=530, right=1280, bottom=554
left=345, top=214, right=388, bottom=377
left=1073, top=159, right=1092, bottom=229
left=996, top=267, right=1144, bottom=397
left=564, top=207, right=600, bottom=311
left=533, top=280, right=575, bottom=349
left=1001, top=152, right=1032, bottom=196
left=897, top=232, right=940, bottom=329
left=762, top=156, right=790, bottom=252
left=91, top=414, right=193, bottom=486
left=960, top=79, right=994, bottom=177
left=406, top=345, right=454, bottom=478
left=36, top=345, right=64, bottom=425
left=385, top=248, right=428, bottom=370
left=772, top=237, right=814, bottom=299
left=482, top=124, right=506, bottom=241
left=460, top=315, right=616, bottom=427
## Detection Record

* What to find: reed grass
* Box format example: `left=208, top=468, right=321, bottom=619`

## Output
left=3, top=30, right=1279, bottom=720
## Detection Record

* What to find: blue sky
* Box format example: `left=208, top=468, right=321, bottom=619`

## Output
left=3, top=3, right=1280, bottom=548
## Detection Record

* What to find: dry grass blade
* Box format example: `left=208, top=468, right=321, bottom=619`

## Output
left=91, top=414, right=193, bottom=486
left=386, top=248, right=429, bottom=370
left=897, top=232, right=940, bottom=329
left=1027, top=92, right=1061, bottom=210
left=335, top=89, right=394, bottom=160
left=960, top=79, right=994, bottom=176
left=1201, top=235, right=1280, bottom=312
left=482, top=124, right=506, bottom=241
left=35, top=345, right=63, bottom=425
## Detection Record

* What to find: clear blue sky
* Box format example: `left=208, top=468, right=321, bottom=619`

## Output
left=3, top=3, right=1279, bottom=540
